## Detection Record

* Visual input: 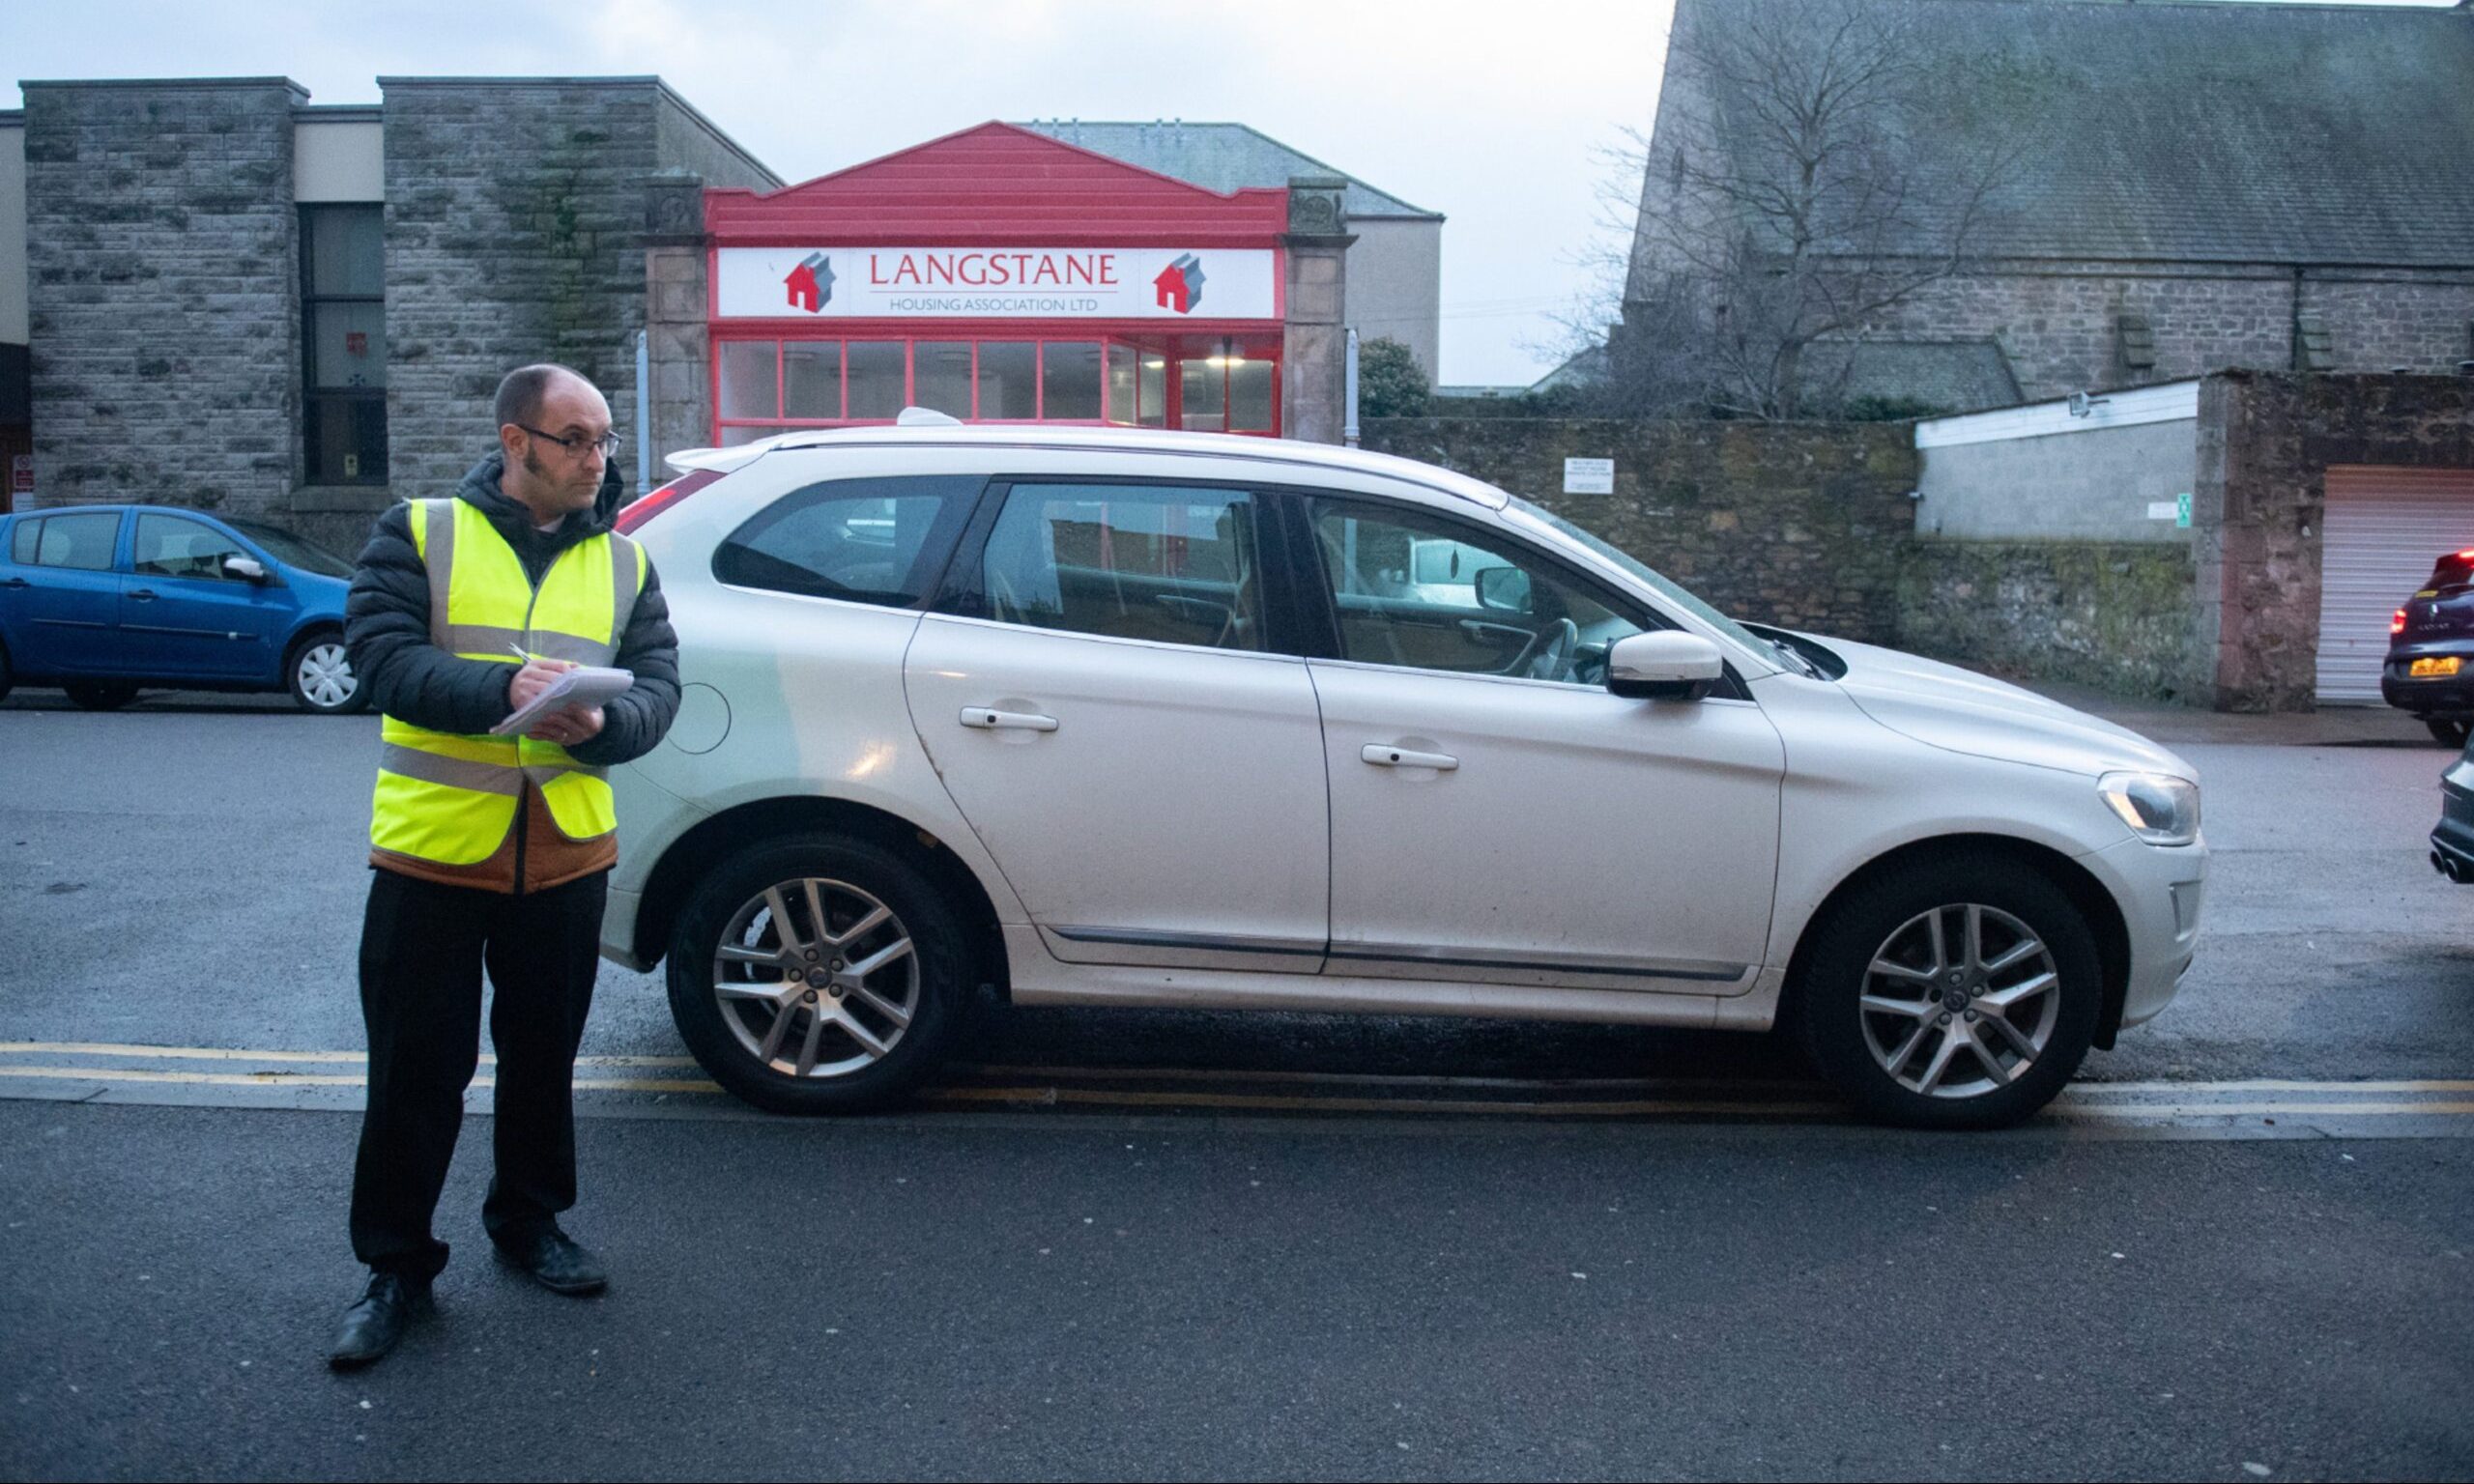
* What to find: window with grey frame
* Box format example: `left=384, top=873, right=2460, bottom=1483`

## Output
left=302, top=205, right=387, bottom=484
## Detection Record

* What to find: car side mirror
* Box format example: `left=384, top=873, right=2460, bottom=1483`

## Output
left=224, top=556, right=269, bottom=584
left=1607, top=631, right=1724, bottom=701
left=1472, top=565, right=1531, bottom=614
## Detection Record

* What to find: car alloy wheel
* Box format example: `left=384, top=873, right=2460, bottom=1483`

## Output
left=667, top=833, right=970, bottom=1114
left=1793, top=852, right=2099, bottom=1129
left=293, top=641, right=361, bottom=712
left=710, top=876, right=920, bottom=1079
left=1856, top=903, right=2061, bottom=1099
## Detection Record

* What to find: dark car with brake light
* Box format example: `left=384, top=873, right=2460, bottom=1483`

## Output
left=2382, top=548, right=2474, bottom=747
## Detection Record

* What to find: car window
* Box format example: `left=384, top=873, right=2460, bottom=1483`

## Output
left=1309, top=498, right=1650, bottom=686
left=19, top=512, right=122, bottom=572
left=133, top=514, right=252, bottom=582
left=981, top=483, right=1263, bottom=651
left=713, top=474, right=981, bottom=608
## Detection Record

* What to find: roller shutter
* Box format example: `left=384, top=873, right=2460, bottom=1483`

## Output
left=2316, top=467, right=2474, bottom=702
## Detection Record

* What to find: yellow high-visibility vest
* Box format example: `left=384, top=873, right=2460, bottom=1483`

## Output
left=369, top=499, right=645, bottom=867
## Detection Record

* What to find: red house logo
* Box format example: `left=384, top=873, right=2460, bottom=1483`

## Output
left=1152, top=253, right=1206, bottom=314
left=784, top=251, right=835, bottom=313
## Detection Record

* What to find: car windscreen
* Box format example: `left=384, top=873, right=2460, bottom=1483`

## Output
left=1502, top=495, right=1770, bottom=655
left=224, top=518, right=355, bottom=578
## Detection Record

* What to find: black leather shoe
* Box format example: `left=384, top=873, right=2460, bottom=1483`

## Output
left=494, top=1228, right=608, bottom=1296
left=328, top=1272, right=431, bottom=1369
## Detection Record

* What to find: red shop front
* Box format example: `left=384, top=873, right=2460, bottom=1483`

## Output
left=704, top=124, right=1298, bottom=444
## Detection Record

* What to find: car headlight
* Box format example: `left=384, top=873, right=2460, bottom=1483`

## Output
left=2099, top=771, right=2201, bottom=846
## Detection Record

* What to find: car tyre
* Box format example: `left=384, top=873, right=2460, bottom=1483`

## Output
left=2425, top=719, right=2470, bottom=749
left=667, top=833, right=971, bottom=1114
left=64, top=682, right=139, bottom=711
left=1793, top=852, right=2102, bottom=1130
left=0, top=642, right=12, bottom=703
left=287, top=632, right=368, bottom=714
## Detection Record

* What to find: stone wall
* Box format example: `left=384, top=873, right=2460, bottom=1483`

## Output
left=1898, top=542, right=2203, bottom=701
left=22, top=79, right=302, bottom=515
left=379, top=79, right=669, bottom=501
left=1361, top=416, right=1918, bottom=642
left=2197, top=372, right=2474, bottom=711
left=1853, top=261, right=2474, bottom=406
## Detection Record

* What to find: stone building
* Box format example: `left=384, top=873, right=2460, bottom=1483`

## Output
left=0, top=80, right=1426, bottom=552
left=1624, top=0, right=2474, bottom=414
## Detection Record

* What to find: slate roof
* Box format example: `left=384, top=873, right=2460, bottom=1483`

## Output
left=1800, top=341, right=2026, bottom=412
left=1661, top=0, right=2474, bottom=267
left=1016, top=120, right=1443, bottom=222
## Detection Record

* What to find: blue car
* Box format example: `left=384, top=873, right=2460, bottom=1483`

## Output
left=0, top=503, right=365, bottom=713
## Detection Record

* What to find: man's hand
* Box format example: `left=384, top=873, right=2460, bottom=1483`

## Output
left=507, top=657, right=576, bottom=711
left=527, top=704, right=605, bottom=750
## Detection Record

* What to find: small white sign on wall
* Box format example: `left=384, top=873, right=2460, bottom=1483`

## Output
left=2146, top=500, right=2180, bottom=521
left=1564, top=457, right=1615, bottom=495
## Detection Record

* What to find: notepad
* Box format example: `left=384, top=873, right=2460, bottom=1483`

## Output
left=491, top=665, right=635, bottom=737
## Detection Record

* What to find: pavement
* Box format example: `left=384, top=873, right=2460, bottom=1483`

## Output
left=1, top=681, right=2470, bottom=1479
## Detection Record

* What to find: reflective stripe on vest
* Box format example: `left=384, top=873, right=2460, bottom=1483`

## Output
left=370, top=499, right=644, bottom=866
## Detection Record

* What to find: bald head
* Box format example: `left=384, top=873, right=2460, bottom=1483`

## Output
left=493, top=363, right=613, bottom=524
left=494, top=363, right=598, bottom=433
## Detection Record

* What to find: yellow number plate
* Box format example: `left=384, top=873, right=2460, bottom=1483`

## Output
left=2411, top=657, right=2462, bottom=678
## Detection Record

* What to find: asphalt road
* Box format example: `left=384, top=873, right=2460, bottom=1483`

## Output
left=4, top=1100, right=2469, bottom=1482
left=2, top=687, right=2471, bottom=1479
left=3, top=687, right=2469, bottom=1084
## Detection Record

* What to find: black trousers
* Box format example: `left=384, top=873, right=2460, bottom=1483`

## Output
left=349, top=868, right=607, bottom=1281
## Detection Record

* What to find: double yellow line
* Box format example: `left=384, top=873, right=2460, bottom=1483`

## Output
left=4, top=1041, right=2470, bottom=1125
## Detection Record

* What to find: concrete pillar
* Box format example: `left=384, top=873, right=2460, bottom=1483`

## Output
left=1281, top=176, right=1355, bottom=444
left=643, top=170, right=711, bottom=471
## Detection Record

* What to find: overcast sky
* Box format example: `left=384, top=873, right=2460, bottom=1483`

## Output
left=3, top=0, right=2454, bottom=386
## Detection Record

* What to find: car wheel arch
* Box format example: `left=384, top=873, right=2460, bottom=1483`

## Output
left=281, top=621, right=344, bottom=671
left=634, top=794, right=1010, bottom=997
left=1779, top=833, right=2132, bottom=1049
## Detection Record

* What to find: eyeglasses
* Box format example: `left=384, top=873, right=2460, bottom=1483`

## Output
left=518, top=424, right=621, bottom=460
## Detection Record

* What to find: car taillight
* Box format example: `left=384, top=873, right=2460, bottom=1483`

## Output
left=614, top=469, right=724, bottom=534
left=2394, top=608, right=2409, bottom=635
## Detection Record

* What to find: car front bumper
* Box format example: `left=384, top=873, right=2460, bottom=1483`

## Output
left=2431, top=756, right=2474, bottom=883
left=2082, top=834, right=2207, bottom=1031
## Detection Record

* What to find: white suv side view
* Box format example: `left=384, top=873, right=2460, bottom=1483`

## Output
left=603, top=423, right=2205, bottom=1129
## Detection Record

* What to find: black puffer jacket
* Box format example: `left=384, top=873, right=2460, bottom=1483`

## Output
left=344, top=454, right=680, bottom=767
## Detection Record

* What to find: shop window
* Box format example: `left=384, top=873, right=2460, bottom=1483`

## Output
left=913, top=342, right=973, bottom=418
left=1229, top=355, right=1275, bottom=433
left=1041, top=342, right=1102, bottom=421
left=301, top=204, right=386, bottom=484
left=847, top=342, right=906, bottom=420
left=1138, top=353, right=1168, bottom=428
left=1107, top=344, right=1139, bottom=425
left=784, top=342, right=841, bottom=418
left=718, top=341, right=779, bottom=420
left=1180, top=357, right=1227, bottom=433
left=976, top=343, right=1038, bottom=419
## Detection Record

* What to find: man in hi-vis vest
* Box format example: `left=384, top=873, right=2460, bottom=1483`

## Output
left=328, top=365, right=679, bottom=1368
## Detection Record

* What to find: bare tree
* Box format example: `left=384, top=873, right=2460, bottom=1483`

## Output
left=1606, top=0, right=2028, bottom=419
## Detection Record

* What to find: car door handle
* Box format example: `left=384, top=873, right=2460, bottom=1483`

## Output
left=960, top=707, right=1059, bottom=732
left=127, top=587, right=156, bottom=601
left=1361, top=744, right=1458, bottom=771
left=0, top=577, right=26, bottom=589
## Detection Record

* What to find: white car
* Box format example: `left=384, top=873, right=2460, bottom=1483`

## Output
left=603, top=419, right=2206, bottom=1129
